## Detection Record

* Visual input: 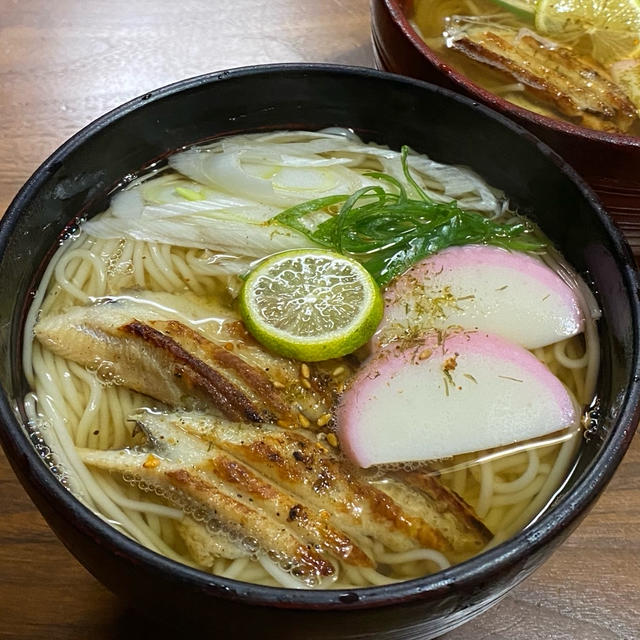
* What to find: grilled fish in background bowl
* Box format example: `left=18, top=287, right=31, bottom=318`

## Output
left=371, top=0, right=640, bottom=253
left=0, top=64, right=639, bottom=639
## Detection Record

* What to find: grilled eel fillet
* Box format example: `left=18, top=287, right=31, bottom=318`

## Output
left=177, top=517, right=251, bottom=567
left=80, top=411, right=491, bottom=584
left=450, top=30, right=637, bottom=132
left=34, top=294, right=348, bottom=427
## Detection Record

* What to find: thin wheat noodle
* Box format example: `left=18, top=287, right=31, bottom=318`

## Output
left=493, top=433, right=580, bottom=543
left=23, top=240, right=74, bottom=386
left=97, top=473, right=183, bottom=519
left=483, top=505, right=507, bottom=532
left=132, top=242, right=147, bottom=288
left=67, top=363, right=103, bottom=448
left=493, top=449, right=539, bottom=493
left=55, top=249, right=105, bottom=303
left=149, top=243, right=185, bottom=290
left=474, top=462, right=494, bottom=518
left=32, top=348, right=185, bottom=551
left=170, top=251, right=207, bottom=295
left=490, top=475, right=547, bottom=507
left=221, top=557, right=251, bottom=580
left=553, top=340, right=589, bottom=369
left=106, top=386, right=126, bottom=449
left=376, top=548, right=450, bottom=569
left=259, top=557, right=308, bottom=589
left=55, top=359, right=85, bottom=422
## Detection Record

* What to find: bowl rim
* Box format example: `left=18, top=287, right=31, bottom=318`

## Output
left=1, top=62, right=640, bottom=610
left=375, top=0, right=640, bottom=148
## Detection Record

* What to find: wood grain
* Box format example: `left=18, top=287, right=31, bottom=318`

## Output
left=0, top=1, right=639, bottom=638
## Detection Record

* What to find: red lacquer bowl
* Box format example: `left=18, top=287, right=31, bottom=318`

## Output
left=371, top=0, right=640, bottom=253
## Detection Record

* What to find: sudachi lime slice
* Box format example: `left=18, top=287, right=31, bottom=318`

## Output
left=535, top=0, right=640, bottom=65
left=239, top=249, right=383, bottom=362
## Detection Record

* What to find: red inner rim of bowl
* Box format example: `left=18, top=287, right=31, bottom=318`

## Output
left=381, top=0, right=640, bottom=146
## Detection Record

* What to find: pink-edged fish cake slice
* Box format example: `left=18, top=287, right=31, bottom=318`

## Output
left=376, top=244, right=583, bottom=350
left=337, top=330, right=577, bottom=468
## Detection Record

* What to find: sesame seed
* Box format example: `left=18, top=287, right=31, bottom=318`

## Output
left=316, top=413, right=331, bottom=427
left=298, top=413, right=311, bottom=428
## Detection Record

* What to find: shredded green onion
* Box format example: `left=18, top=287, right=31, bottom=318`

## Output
left=270, top=146, right=546, bottom=285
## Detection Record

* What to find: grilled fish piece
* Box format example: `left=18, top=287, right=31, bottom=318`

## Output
left=449, top=29, right=637, bottom=132
left=145, top=411, right=492, bottom=554
left=80, top=411, right=491, bottom=584
left=379, top=472, right=493, bottom=558
left=35, top=294, right=347, bottom=426
left=177, top=517, right=250, bottom=565
left=82, top=446, right=336, bottom=582
left=82, top=410, right=374, bottom=576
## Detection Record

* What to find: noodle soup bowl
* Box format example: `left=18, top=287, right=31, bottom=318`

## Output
left=371, top=0, right=640, bottom=242
left=0, top=64, right=639, bottom=639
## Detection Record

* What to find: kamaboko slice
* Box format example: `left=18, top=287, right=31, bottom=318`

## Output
left=376, top=245, right=583, bottom=350
left=337, top=330, right=577, bottom=468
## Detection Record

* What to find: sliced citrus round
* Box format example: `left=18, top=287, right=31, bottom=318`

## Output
left=611, top=58, right=640, bottom=112
left=535, top=0, right=640, bottom=65
left=239, top=249, right=383, bottom=362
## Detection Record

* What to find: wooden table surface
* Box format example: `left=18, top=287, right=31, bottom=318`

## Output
left=1, top=1, right=639, bottom=638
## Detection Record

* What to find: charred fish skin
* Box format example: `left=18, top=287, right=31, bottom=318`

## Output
left=34, top=297, right=343, bottom=427
left=205, top=453, right=374, bottom=567
left=135, top=410, right=374, bottom=567
left=382, top=472, right=493, bottom=554
left=82, top=410, right=373, bottom=572
left=121, top=320, right=266, bottom=423
left=37, top=296, right=490, bottom=579
left=149, top=319, right=297, bottom=423
left=449, top=30, right=637, bottom=132
left=80, top=447, right=336, bottom=584
left=165, top=467, right=336, bottom=580
left=148, top=412, right=491, bottom=555
left=133, top=410, right=374, bottom=567
left=80, top=410, right=490, bottom=584
left=177, top=517, right=250, bottom=566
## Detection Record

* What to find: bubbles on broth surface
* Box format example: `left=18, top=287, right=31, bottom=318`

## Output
left=23, top=401, right=73, bottom=490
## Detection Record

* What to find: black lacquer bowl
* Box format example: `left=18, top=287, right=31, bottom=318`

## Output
left=1, top=65, right=639, bottom=639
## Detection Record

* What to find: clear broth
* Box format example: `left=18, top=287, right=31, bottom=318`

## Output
left=411, top=0, right=640, bottom=137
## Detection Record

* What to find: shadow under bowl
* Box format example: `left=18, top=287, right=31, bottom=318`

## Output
left=371, top=0, right=640, bottom=240
left=0, top=64, right=639, bottom=640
